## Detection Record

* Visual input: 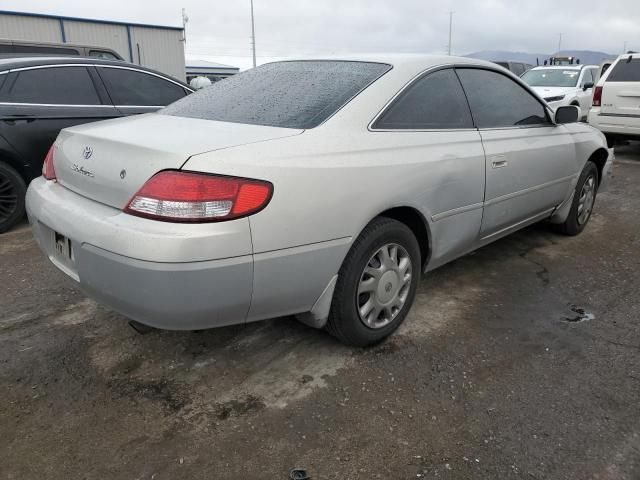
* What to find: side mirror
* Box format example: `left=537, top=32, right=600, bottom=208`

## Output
left=583, top=82, right=594, bottom=91
left=555, top=105, right=580, bottom=124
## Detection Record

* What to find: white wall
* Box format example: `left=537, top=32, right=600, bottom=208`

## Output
left=129, top=26, right=185, bottom=81
left=0, top=13, right=186, bottom=81
left=63, top=20, right=131, bottom=62
left=0, top=15, right=61, bottom=42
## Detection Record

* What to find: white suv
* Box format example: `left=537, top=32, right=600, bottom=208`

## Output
left=588, top=52, right=640, bottom=146
left=522, top=65, right=599, bottom=120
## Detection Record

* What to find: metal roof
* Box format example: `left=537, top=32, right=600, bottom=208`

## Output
left=186, top=60, right=239, bottom=71
left=0, top=9, right=183, bottom=31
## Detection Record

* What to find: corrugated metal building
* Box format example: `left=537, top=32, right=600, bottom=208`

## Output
left=0, top=10, right=186, bottom=80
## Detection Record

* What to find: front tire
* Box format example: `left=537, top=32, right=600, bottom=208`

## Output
left=326, top=217, right=421, bottom=347
left=0, top=162, right=26, bottom=234
left=556, top=161, right=598, bottom=236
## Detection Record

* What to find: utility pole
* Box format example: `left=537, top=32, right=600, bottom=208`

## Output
left=181, top=8, right=188, bottom=43
left=447, top=11, right=454, bottom=55
left=558, top=33, right=563, bottom=53
left=250, top=0, right=257, bottom=68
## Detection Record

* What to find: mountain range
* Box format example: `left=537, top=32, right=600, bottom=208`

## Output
left=465, top=50, right=617, bottom=66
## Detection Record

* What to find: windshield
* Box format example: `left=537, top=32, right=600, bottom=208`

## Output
left=161, top=60, right=391, bottom=129
left=521, top=68, right=580, bottom=87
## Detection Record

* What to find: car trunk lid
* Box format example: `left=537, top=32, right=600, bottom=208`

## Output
left=53, top=113, right=302, bottom=209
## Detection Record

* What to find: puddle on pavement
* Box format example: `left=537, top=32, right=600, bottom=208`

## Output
left=563, top=305, right=596, bottom=323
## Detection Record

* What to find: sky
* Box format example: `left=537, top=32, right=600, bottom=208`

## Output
left=1, top=0, right=638, bottom=70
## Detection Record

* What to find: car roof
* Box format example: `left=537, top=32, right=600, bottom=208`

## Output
left=615, top=52, right=640, bottom=60
left=529, top=64, right=598, bottom=70
left=266, top=54, right=500, bottom=71
left=0, top=56, right=189, bottom=86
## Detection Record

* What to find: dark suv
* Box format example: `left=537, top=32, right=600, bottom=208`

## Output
left=0, top=57, right=193, bottom=232
left=493, top=61, right=533, bottom=77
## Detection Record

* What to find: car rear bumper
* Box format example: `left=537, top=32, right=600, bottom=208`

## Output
left=588, top=111, right=640, bottom=137
left=26, top=177, right=254, bottom=330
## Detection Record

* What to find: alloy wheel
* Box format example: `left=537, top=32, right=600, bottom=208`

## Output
left=0, top=172, right=18, bottom=224
left=577, top=173, right=596, bottom=226
left=357, top=243, right=413, bottom=329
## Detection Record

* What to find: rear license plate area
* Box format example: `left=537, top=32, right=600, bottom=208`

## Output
left=48, top=229, right=79, bottom=281
left=54, top=231, right=73, bottom=261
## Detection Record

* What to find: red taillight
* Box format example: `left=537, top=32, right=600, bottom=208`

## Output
left=124, top=170, right=273, bottom=223
left=42, top=144, right=56, bottom=180
left=592, top=86, right=603, bottom=107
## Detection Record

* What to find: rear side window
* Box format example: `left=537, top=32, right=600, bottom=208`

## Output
left=89, top=50, right=120, bottom=60
left=5, top=66, right=101, bottom=105
left=457, top=68, right=549, bottom=128
left=99, top=67, right=187, bottom=106
left=607, top=58, right=640, bottom=82
left=161, top=61, right=391, bottom=129
left=373, top=69, right=473, bottom=130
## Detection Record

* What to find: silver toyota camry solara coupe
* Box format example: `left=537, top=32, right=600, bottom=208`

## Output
left=26, top=55, right=613, bottom=346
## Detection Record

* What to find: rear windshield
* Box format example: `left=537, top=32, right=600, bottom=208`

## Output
left=607, top=58, right=640, bottom=82
left=521, top=68, right=580, bottom=87
left=160, top=61, right=391, bottom=129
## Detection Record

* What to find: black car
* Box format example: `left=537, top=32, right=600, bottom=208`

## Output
left=0, top=56, right=194, bottom=232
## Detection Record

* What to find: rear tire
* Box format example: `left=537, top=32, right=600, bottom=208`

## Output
left=326, top=217, right=421, bottom=347
left=555, top=161, right=598, bottom=236
left=0, top=162, right=26, bottom=234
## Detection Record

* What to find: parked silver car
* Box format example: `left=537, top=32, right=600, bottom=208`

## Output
left=26, top=55, right=613, bottom=346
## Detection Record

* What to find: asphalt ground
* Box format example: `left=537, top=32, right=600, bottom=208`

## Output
left=1, top=142, right=639, bottom=479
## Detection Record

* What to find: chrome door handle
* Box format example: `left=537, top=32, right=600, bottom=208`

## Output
left=491, top=159, right=508, bottom=169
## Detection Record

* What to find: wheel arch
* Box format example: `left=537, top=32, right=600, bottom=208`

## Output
left=377, top=206, right=432, bottom=270
left=588, top=147, right=609, bottom=186
left=0, top=137, right=29, bottom=182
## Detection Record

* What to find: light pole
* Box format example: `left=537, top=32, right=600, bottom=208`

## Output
left=250, top=0, right=257, bottom=68
left=447, top=11, right=454, bottom=55
left=558, top=33, right=563, bottom=53
left=181, top=8, right=188, bottom=43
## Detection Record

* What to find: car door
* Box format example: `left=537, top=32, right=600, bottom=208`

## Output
left=577, top=68, right=595, bottom=114
left=96, top=66, right=190, bottom=116
left=456, top=67, right=576, bottom=240
left=371, top=67, right=486, bottom=266
left=0, top=64, right=119, bottom=181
